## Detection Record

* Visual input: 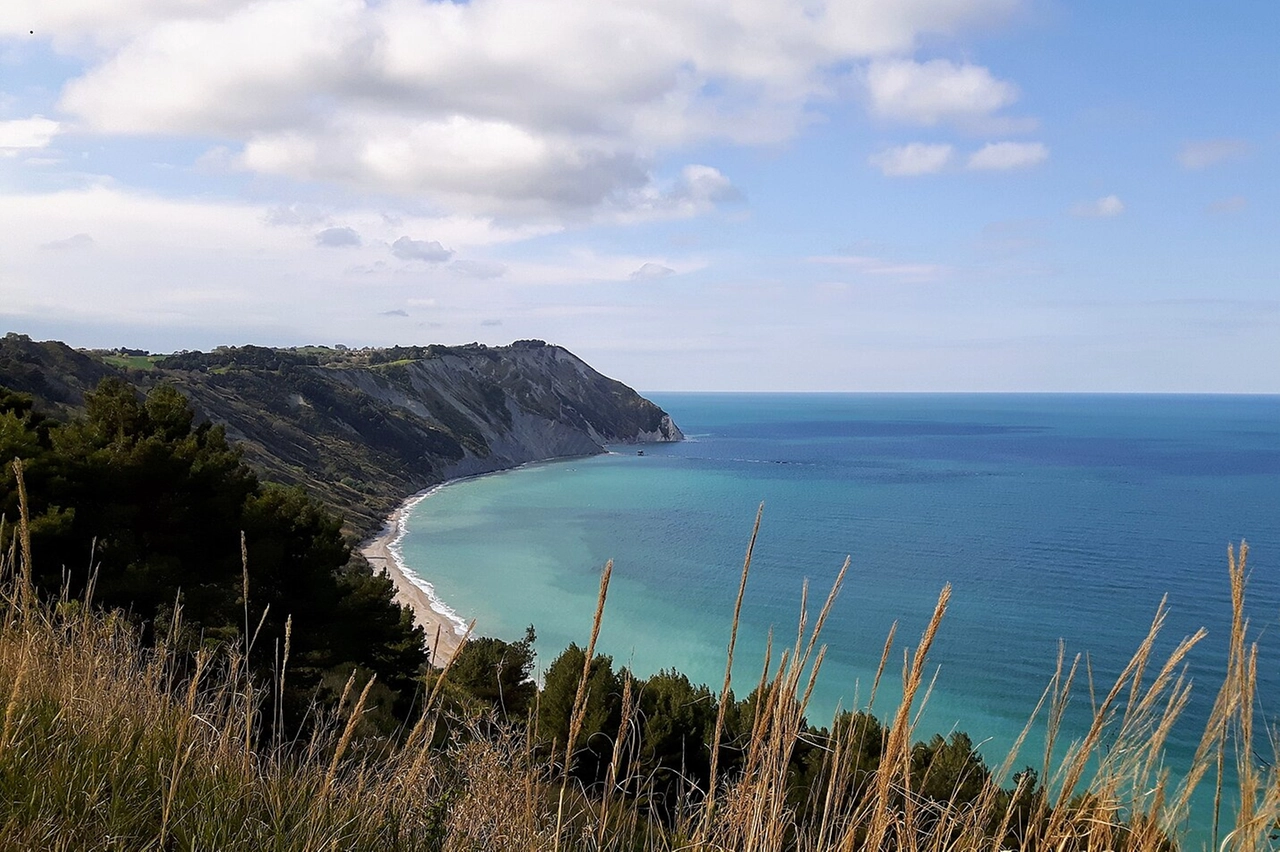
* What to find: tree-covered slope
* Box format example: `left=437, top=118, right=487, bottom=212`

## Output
left=0, top=333, right=118, bottom=415
left=0, top=334, right=682, bottom=531
left=0, top=380, right=427, bottom=724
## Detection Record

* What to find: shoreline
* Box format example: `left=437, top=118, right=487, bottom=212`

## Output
left=360, top=481, right=471, bottom=666
left=358, top=455, right=609, bottom=666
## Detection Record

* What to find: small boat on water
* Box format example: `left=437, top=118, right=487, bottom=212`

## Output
left=637, top=449, right=645, bottom=456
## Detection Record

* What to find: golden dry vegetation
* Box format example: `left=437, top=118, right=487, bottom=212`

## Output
left=2, top=472, right=1278, bottom=851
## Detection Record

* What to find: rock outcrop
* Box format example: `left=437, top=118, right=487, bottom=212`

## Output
left=0, top=335, right=681, bottom=531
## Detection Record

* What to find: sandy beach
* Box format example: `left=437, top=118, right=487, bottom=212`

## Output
left=360, top=501, right=466, bottom=666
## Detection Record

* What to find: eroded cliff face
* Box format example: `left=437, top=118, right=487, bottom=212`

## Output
left=320, top=341, right=682, bottom=480
left=0, top=336, right=681, bottom=531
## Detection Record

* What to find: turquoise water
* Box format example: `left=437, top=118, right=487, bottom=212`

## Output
left=395, top=393, right=1280, bottom=827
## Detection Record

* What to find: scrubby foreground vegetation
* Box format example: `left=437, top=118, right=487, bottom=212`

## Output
left=1, top=381, right=1278, bottom=850
left=1, top=502, right=1278, bottom=850
left=0, top=379, right=428, bottom=727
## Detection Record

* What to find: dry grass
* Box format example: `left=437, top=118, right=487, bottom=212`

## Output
left=1, top=463, right=1276, bottom=851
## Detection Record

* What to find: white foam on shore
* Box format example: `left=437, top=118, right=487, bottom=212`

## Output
left=378, top=460, right=573, bottom=638
left=373, top=450, right=627, bottom=637
left=383, top=481, right=470, bottom=637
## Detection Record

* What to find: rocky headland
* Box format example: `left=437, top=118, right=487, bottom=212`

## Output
left=0, top=333, right=682, bottom=533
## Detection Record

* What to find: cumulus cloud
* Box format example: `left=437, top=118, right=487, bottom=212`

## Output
left=0, top=116, right=61, bottom=155
left=2, top=1, right=257, bottom=47
left=0, top=184, right=564, bottom=345
left=670, top=165, right=742, bottom=205
left=240, top=118, right=655, bottom=217
left=630, top=262, right=676, bottom=280
left=7, top=0, right=1016, bottom=53
left=869, top=143, right=954, bottom=176
left=1072, top=195, right=1125, bottom=218
left=315, top=226, right=361, bottom=247
left=865, top=59, right=1020, bottom=127
left=450, top=259, right=507, bottom=279
left=49, top=0, right=1023, bottom=219
left=41, top=232, right=95, bottom=251
left=1177, top=139, right=1251, bottom=170
left=391, top=236, right=453, bottom=263
left=967, top=141, right=1047, bottom=170
left=606, top=165, right=743, bottom=224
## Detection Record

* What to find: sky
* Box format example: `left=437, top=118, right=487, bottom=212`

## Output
left=1, top=0, right=1276, bottom=392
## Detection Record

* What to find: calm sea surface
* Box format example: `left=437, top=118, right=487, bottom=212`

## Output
left=395, top=393, right=1280, bottom=829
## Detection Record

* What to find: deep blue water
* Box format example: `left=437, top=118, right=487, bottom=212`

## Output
left=395, top=393, right=1280, bottom=835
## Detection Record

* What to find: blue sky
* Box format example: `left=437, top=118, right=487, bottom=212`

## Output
left=1, top=0, right=1275, bottom=391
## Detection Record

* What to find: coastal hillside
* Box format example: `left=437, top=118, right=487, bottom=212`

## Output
left=0, top=333, right=681, bottom=531
left=0, top=333, right=119, bottom=415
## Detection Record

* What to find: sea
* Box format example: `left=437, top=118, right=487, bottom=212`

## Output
left=392, top=393, right=1280, bottom=835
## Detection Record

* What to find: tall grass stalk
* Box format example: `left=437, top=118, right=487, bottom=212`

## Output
left=704, top=501, right=764, bottom=834
left=555, top=558, right=613, bottom=852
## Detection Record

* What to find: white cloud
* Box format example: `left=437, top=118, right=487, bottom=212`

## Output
left=0, top=185, right=581, bottom=346
left=869, top=143, right=954, bottom=176
left=450, top=259, right=508, bottom=279
left=818, top=0, right=1019, bottom=56
left=315, top=226, right=361, bottom=247
left=0, top=186, right=300, bottom=329
left=48, top=0, right=1023, bottom=219
left=670, top=165, right=743, bottom=206
left=0, top=116, right=61, bottom=155
left=1177, top=139, right=1251, bottom=170
left=608, top=165, right=743, bottom=223
left=264, top=204, right=329, bottom=227
left=865, top=59, right=1020, bottom=127
left=238, top=117, right=655, bottom=217
left=3, top=1, right=256, bottom=48
left=630, top=262, right=676, bottom=280
left=967, top=141, right=1047, bottom=170
left=1071, top=195, right=1125, bottom=218
left=391, top=236, right=453, bottom=263
left=41, top=233, right=95, bottom=251
left=10, top=0, right=1003, bottom=56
